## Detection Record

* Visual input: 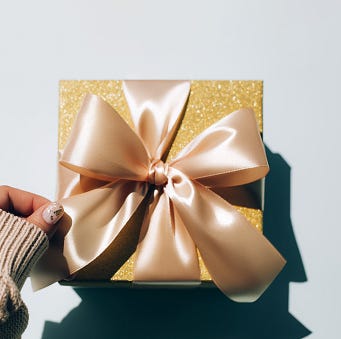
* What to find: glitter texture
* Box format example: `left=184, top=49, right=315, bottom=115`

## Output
left=59, top=80, right=264, bottom=282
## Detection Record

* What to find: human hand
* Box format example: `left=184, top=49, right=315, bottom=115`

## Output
left=0, top=185, right=64, bottom=238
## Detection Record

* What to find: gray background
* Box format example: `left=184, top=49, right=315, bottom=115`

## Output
left=0, top=0, right=339, bottom=338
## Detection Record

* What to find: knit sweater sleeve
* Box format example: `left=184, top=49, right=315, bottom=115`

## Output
left=0, top=209, right=48, bottom=339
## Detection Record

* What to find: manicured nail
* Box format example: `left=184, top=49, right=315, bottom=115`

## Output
left=42, top=202, right=64, bottom=225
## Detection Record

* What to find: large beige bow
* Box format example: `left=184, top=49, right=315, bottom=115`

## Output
left=32, top=80, right=285, bottom=302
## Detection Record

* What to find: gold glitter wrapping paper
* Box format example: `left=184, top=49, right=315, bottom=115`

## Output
left=59, top=80, right=264, bottom=283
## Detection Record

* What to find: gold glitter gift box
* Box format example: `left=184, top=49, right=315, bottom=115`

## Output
left=58, top=80, right=264, bottom=286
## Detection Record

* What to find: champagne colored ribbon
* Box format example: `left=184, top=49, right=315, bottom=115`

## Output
left=31, top=80, right=285, bottom=302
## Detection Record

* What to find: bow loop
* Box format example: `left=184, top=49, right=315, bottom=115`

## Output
left=171, top=108, right=269, bottom=187
left=60, top=94, right=150, bottom=182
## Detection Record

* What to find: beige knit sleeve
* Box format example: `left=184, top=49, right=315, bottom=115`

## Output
left=0, top=209, right=48, bottom=339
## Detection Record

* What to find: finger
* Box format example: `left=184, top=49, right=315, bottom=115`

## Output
left=0, top=186, right=64, bottom=238
left=26, top=201, right=64, bottom=238
left=0, top=185, right=49, bottom=216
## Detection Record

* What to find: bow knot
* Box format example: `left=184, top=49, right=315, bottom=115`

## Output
left=148, top=159, right=169, bottom=186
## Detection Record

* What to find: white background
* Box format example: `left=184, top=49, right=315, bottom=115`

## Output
left=0, top=0, right=340, bottom=338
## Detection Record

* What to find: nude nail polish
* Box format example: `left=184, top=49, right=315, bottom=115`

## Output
left=42, top=202, right=64, bottom=225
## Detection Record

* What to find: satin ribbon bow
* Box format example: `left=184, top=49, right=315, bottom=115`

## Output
left=32, top=80, right=285, bottom=302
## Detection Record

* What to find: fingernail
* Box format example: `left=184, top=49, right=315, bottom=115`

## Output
left=42, top=202, right=64, bottom=225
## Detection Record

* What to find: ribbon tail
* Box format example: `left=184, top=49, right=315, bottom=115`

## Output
left=166, top=168, right=286, bottom=302
left=134, top=189, right=200, bottom=282
left=31, top=180, right=148, bottom=290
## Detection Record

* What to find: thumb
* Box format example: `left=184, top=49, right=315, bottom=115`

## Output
left=26, top=202, right=64, bottom=238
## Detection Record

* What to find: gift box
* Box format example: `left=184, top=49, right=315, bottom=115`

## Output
left=32, top=80, right=285, bottom=302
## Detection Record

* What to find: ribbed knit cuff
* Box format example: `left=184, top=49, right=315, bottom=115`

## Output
left=0, top=209, right=48, bottom=290
left=0, top=209, right=48, bottom=337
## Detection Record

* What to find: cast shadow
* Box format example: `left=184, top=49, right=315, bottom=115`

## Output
left=41, top=146, right=311, bottom=339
